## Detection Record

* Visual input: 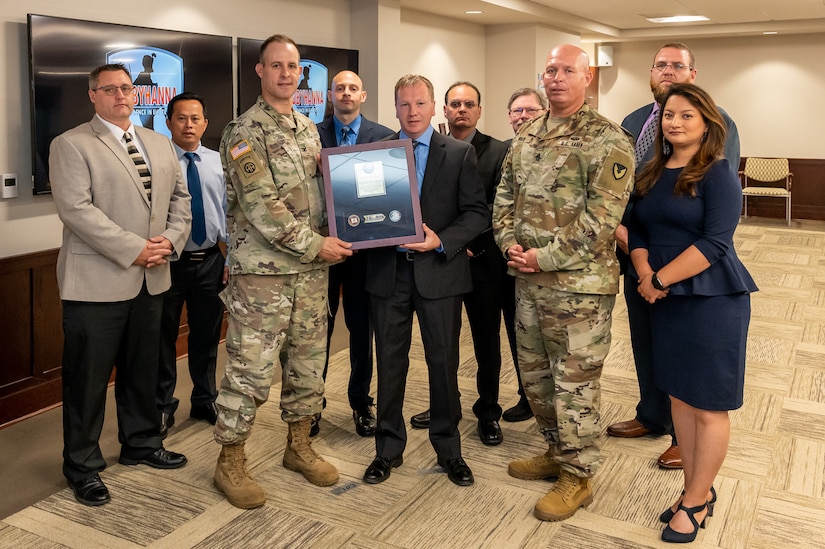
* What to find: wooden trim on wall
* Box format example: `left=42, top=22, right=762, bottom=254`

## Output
left=0, top=249, right=226, bottom=428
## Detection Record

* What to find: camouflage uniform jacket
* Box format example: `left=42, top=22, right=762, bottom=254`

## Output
left=221, top=96, right=326, bottom=275
left=493, top=103, right=634, bottom=294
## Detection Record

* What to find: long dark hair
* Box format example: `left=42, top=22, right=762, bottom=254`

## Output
left=635, top=83, right=727, bottom=197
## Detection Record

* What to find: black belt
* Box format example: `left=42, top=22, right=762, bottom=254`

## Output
left=180, top=244, right=221, bottom=262
left=397, top=251, right=415, bottom=262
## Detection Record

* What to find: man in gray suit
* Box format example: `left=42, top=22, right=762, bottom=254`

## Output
left=50, top=63, right=192, bottom=507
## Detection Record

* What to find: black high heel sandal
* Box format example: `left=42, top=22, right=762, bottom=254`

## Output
left=660, top=486, right=716, bottom=523
left=661, top=502, right=708, bottom=543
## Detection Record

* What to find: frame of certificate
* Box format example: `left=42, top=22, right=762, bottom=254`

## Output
left=321, top=139, right=424, bottom=250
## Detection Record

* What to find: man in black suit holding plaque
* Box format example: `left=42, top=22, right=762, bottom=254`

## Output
left=361, top=74, right=488, bottom=487
left=316, top=70, right=393, bottom=438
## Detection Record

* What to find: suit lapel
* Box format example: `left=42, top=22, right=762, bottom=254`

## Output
left=91, top=118, right=151, bottom=209
left=422, top=133, right=446, bottom=197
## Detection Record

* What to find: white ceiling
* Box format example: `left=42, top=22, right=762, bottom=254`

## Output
left=399, top=0, right=825, bottom=41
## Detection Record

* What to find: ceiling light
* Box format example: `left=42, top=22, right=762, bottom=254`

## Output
left=465, top=10, right=483, bottom=15
left=763, top=31, right=778, bottom=34
left=646, top=15, right=709, bottom=24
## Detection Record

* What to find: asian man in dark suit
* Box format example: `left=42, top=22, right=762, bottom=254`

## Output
left=316, top=70, right=393, bottom=438
left=361, top=74, right=488, bottom=487
left=408, top=81, right=512, bottom=447
left=50, top=63, right=191, bottom=506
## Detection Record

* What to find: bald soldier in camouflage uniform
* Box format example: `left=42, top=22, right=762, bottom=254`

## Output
left=213, top=34, right=352, bottom=509
left=493, top=44, right=634, bottom=521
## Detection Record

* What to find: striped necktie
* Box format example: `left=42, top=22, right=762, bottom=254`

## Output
left=635, top=105, right=659, bottom=168
left=123, top=132, right=152, bottom=201
left=340, top=126, right=355, bottom=146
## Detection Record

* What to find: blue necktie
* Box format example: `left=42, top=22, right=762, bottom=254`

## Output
left=184, top=152, right=206, bottom=246
left=341, top=126, right=355, bottom=146
left=635, top=104, right=659, bottom=167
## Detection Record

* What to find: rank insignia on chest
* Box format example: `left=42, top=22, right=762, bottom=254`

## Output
left=612, top=163, right=628, bottom=180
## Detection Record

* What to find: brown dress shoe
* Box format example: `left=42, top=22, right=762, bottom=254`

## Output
left=657, top=445, right=682, bottom=469
left=606, top=419, right=651, bottom=438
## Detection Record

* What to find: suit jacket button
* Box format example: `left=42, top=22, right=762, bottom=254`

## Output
left=150, top=215, right=156, bottom=222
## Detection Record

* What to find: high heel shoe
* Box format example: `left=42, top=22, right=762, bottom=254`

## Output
left=661, top=502, right=708, bottom=543
left=660, top=486, right=716, bottom=523
left=707, top=486, right=717, bottom=517
left=659, top=490, right=684, bottom=523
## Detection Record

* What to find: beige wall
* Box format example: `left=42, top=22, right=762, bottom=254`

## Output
left=1, top=1, right=823, bottom=259
left=596, top=34, right=825, bottom=159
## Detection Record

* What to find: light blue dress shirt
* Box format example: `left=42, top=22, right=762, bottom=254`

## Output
left=173, top=142, right=228, bottom=252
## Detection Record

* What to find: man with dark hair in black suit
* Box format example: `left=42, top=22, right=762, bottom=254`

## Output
left=408, top=81, right=511, bottom=447
left=362, top=74, right=488, bottom=487
left=316, top=70, right=393, bottom=438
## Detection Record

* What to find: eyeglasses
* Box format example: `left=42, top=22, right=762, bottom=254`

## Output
left=652, top=62, right=693, bottom=72
left=447, top=100, right=478, bottom=109
left=509, top=107, right=543, bottom=116
left=93, top=85, right=135, bottom=96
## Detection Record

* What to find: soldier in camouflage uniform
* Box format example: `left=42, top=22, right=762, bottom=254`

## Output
left=493, top=44, right=634, bottom=522
left=212, top=34, right=353, bottom=509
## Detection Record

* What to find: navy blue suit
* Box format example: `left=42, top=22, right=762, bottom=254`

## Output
left=317, top=115, right=393, bottom=411
left=367, top=130, right=488, bottom=461
left=620, top=102, right=741, bottom=440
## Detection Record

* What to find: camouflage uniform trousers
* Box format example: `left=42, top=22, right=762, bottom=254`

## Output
left=214, top=270, right=329, bottom=445
left=515, top=277, right=615, bottom=478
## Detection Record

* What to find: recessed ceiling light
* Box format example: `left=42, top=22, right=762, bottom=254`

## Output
left=465, top=10, right=483, bottom=15
left=763, top=31, right=778, bottom=34
left=646, top=15, right=709, bottom=23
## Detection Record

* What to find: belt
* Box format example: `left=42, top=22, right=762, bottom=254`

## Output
left=180, top=244, right=221, bottom=262
left=397, top=251, right=415, bottom=262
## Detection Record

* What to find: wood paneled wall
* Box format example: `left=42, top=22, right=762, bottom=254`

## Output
left=0, top=249, right=225, bottom=427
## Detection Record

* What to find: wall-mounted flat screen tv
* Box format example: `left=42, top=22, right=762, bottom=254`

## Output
left=237, top=37, right=358, bottom=124
left=28, top=14, right=233, bottom=194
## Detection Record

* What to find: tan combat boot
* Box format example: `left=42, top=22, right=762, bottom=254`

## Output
left=283, top=417, right=339, bottom=486
left=508, top=448, right=561, bottom=480
left=533, top=469, right=593, bottom=521
left=214, top=443, right=266, bottom=509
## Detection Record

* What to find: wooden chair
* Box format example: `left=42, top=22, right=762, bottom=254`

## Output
left=740, top=157, right=792, bottom=226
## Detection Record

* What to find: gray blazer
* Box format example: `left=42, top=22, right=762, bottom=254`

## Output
left=50, top=116, right=191, bottom=302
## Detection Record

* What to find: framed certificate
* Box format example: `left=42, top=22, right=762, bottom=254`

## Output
left=321, top=139, right=424, bottom=250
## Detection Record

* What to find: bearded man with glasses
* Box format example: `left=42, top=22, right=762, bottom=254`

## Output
left=607, top=42, right=740, bottom=471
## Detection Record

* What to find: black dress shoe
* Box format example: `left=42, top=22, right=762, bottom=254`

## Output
left=478, top=419, right=504, bottom=446
left=190, top=402, right=218, bottom=425
left=363, top=456, right=403, bottom=484
left=119, top=448, right=188, bottom=469
left=410, top=409, right=430, bottom=429
left=68, top=474, right=110, bottom=506
left=438, top=456, right=474, bottom=486
left=310, top=413, right=321, bottom=437
left=502, top=399, right=533, bottom=422
left=159, top=412, right=175, bottom=437
left=353, top=406, right=376, bottom=437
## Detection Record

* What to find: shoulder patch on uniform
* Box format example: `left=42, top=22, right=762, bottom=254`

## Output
left=612, top=163, right=628, bottom=180
left=229, top=140, right=252, bottom=161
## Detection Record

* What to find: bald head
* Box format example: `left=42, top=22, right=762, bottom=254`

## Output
left=329, top=70, right=367, bottom=123
left=542, top=44, right=593, bottom=118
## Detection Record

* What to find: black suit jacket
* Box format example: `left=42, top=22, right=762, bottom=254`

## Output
left=366, top=130, right=488, bottom=300
left=317, top=115, right=394, bottom=149
left=466, top=131, right=509, bottom=282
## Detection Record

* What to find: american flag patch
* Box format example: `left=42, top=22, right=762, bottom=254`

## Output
left=230, top=140, right=251, bottom=160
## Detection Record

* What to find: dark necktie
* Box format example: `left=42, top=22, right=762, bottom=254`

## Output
left=411, top=140, right=424, bottom=194
left=123, top=132, right=151, bottom=201
left=635, top=105, right=659, bottom=167
left=184, top=152, right=207, bottom=246
left=340, top=126, right=355, bottom=146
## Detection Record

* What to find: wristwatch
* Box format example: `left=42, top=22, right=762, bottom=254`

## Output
left=651, top=272, right=668, bottom=291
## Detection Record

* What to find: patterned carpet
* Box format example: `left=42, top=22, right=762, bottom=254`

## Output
left=2, top=220, right=824, bottom=548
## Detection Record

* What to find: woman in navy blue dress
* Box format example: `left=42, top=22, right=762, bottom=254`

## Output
left=626, top=83, right=757, bottom=543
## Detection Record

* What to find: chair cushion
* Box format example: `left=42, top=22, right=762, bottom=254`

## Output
left=742, top=187, right=790, bottom=197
